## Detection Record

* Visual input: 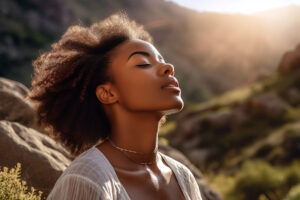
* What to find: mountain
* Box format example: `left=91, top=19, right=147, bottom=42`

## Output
left=1, top=0, right=300, bottom=103
left=166, top=42, right=300, bottom=172
left=162, top=40, right=300, bottom=200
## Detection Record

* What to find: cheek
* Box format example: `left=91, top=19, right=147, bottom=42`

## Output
left=117, top=79, right=184, bottom=112
left=114, top=71, right=183, bottom=111
left=117, top=75, right=160, bottom=105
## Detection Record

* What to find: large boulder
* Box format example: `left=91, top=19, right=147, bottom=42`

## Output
left=278, top=43, right=300, bottom=73
left=0, top=120, right=71, bottom=197
left=0, top=78, right=36, bottom=128
left=242, top=93, right=289, bottom=120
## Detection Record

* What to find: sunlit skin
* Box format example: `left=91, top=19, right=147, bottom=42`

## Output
left=95, top=39, right=185, bottom=200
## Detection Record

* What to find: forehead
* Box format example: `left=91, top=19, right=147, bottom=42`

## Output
left=110, top=39, right=160, bottom=61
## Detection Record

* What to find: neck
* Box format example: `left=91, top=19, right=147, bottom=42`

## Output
left=106, top=107, right=164, bottom=165
left=110, top=112, right=161, bottom=154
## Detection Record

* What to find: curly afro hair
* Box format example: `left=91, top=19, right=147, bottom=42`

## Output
left=28, top=12, right=158, bottom=156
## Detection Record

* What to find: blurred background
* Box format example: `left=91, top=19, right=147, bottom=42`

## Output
left=1, top=0, right=300, bottom=199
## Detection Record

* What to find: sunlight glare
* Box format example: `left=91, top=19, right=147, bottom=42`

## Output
left=169, top=0, right=300, bottom=14
left=224, top=0, right=287, bottom=14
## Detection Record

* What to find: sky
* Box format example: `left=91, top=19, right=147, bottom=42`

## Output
left=168, top=0, right=300, bottom=14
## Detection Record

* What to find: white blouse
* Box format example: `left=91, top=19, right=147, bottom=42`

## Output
left=47, top=145, right=202, bottom=200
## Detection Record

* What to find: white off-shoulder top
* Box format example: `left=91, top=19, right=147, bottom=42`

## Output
left=47, top=145, right=202, bottom=200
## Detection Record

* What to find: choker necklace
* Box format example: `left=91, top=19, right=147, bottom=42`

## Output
left=106, top=137, right=157, bottom=165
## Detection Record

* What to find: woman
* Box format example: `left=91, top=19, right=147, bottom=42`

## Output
left=29, top=11, right=202, bottom=200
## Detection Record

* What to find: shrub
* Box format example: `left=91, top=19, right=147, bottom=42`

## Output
left=283, top=184, right=300, bottom=200
left=231, top=160, right=285, bottom=200
left=0, top=163, right=43, bottom=200
left=211, top=160, right=300, bottom=200
left=284, top=161, right=300, bottom=188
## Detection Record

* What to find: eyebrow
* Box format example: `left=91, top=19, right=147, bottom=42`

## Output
left=127, top=51, right=150, bottom=61
left=127, top=51, right=164, bottom=61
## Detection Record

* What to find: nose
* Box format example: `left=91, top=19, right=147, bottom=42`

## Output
left=160, top=63, right=175, bottom=76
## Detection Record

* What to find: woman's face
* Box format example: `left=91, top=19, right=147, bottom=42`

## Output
left=103, top=39, right=184, bottom=116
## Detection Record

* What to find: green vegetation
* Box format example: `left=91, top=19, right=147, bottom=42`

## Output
left=0, top=163, right=44, bottom=200
left=186, top=80, right=265, bottom=113
left=166, top=49, right=300, bottom=199
left=2, top=1, right=300, bottom=199
left=174, top=66, right=300, bottom=170
left=284, top=185, right=300, bottom=200
left=209, top=160, right=300, bottom=200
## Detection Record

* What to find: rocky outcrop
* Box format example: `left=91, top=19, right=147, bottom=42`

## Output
left=168, top=44, right=300, bottom=173
left=0, top=77, right=72, bottom=197
left=168, top=92, right=292, bottom=170
left=243, top=93, right=289, bottom=120
left=278, top=43, right=300, bottom=73
left=227, top=121, right=300, bottom=168
left=0, top=120, right=71, bottom=197
left=0, top=78, right=36, bottom=128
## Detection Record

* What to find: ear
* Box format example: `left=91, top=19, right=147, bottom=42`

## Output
left=95, top=83, right=119, bottom=104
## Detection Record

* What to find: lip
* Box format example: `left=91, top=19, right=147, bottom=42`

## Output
left=163, top=85, right=181, bottom=92
left=161, top=78, right=180, bottom=89
left=161, top=78, right=181, bottom=93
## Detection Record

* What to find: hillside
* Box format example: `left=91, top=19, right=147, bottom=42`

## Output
left=1, top=0, right=300, bottom=103
left=161, top=43, right=300, bottom=200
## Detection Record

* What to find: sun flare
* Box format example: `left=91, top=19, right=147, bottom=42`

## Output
left=170, top=0, right=300, bottom=14
left=225, top=0, right=288, bottom=14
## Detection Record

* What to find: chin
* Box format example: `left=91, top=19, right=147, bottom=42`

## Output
left=162, top=101, right=184, bottom=115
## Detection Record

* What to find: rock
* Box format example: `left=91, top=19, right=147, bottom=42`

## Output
left=281, top=129, right=300, bottom=162
left=199, top=109, right=248, bottom=132
left=168, top=106, right=248, bottom=167
left=170, top=106, right=248, bottom=146
left=168, top=113, right=203, bottom=147
left=181, top=134, right=203, bottom=150
left=0, top=77, right=29, bottom=96
left=284, top=88, right=300, bottom=106
left=0, top=78, right=36, bottom=128
left=0, top=120, right=71, bottom=197
left=243, top=93, right=288, bottom=119
left=189, top=148, right=211, bottom=166
left=228, top=121, right=300, bottom=168
left=159, top=143, right=223, bottom=200
left=278, top=43, right=300, bottom=73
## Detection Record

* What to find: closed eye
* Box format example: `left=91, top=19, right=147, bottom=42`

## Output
left=136, top=64, right=151, bottom=67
